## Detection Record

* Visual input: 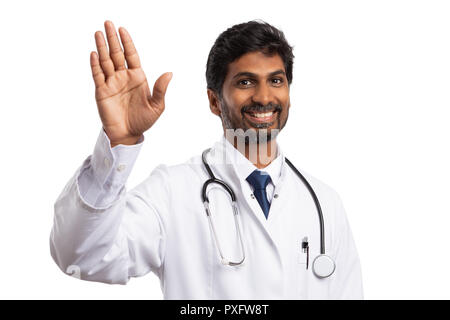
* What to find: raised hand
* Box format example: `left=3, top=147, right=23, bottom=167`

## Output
left=90, top=21, right=172, bottom=147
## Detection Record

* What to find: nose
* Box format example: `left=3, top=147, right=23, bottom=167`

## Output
left=251, top=83, right=274, bottom=106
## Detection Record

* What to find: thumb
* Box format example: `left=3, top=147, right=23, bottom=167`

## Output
left=151, top=72, right=173, bottom=106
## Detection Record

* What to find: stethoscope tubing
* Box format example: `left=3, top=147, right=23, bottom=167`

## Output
left=284, top=157, right=325, bottom=255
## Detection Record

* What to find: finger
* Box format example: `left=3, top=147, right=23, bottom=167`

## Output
left=95, top=31, right=115, bottom=77
left=104, top=21, right=126, bottom=71
left=118, top=27, right=141, bottom=69
left=90, top=51, right=105, bottom=87
left=151, top=72, right=173, bottom=107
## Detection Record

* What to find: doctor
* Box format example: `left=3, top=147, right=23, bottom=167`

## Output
left=50, top=20, right=363, bottom=299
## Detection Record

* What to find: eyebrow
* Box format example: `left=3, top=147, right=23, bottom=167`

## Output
left=232, top=69, right=286, bottom=80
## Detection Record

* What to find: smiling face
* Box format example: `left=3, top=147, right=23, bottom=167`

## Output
left=208, top=50, right=291, bottom=144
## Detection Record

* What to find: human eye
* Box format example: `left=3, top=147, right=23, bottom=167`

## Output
left=237, top=79, right=253, bottom=87
left=271, top=78, right=284, bottom=85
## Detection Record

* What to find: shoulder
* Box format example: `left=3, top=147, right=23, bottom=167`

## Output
left=129, top=154, right=207, bottom=212
left=287, top=165, right=348, bottom=230
left=290, top=166, right=342, bottom=207
left=143, top=154, right=207, bottom=187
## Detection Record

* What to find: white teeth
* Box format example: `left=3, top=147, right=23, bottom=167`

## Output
left=251, top=112, right=273, bottom=118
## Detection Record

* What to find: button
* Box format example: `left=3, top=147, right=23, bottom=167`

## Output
left=274, top=194, right=279, bottom=199
left=250, top=194, right=255, bottom=199
left=104, top=157, right=111, bottom=167
left=117, top=164, right=126, bottom=172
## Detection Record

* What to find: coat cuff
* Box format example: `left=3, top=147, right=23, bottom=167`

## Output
left=90, top=128, right=144, bottom=187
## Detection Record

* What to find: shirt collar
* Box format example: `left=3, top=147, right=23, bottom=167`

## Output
left=221, top=135, right=283, bottom=186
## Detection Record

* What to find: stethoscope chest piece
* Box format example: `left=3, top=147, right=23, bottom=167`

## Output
left=312, top=254, right=336, bottom=278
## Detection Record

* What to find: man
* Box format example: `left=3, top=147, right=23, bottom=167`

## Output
left=50, top=20, right=363, bottom=299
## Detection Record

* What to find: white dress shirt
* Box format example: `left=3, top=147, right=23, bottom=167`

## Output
left=222, top=136, right=282, bottom=204
left=50, top=128, right=364, bottom=299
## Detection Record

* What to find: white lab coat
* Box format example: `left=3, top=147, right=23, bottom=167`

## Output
left=50, top=129, right=363, bottom=299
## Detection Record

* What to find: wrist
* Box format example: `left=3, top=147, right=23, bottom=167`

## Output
left=110, top=135, right=142, bottom=148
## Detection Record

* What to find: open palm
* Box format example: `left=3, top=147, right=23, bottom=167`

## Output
left=90, top=21, right=172, bottom=147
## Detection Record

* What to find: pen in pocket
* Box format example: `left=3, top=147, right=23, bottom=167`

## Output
left=302, top=237, right=309, bottom=270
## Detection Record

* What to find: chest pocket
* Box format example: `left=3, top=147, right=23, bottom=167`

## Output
left=297, top=235, right=310, bottom=297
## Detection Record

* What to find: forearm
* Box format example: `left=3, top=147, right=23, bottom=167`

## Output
left=50, top=128, right=145, bottom=284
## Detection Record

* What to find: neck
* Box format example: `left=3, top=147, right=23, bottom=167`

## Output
left=226, top=136, right=278, bottom=169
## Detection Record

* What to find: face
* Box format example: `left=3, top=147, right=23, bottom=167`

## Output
left=208, top=51, right=291, bottom=143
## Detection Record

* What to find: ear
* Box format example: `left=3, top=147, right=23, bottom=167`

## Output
left=207, top=89, right=221, bottom=117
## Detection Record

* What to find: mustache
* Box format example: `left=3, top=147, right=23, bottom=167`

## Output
left=241, top=102, right=282, bottom=114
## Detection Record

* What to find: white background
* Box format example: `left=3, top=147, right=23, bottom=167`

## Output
left=0, top=0, right=449, bottom=299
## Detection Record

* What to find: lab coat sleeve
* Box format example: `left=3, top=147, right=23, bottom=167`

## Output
left=50, top=128, right=168, bottom=284
left=328, top=194, right=364, bottom=299
left=77, top=128, right=144, bottom=207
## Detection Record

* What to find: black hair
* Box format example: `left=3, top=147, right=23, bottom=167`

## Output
left=206, top=20, right=294, bottom=98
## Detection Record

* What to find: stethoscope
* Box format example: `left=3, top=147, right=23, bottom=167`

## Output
left=201, top=148, right=336, bottom=279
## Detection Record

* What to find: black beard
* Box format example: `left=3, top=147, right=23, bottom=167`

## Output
left=220, top=99, right=286, bottom=143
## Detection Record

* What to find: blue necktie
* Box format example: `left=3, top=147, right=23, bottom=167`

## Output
left=246, top=170, right=272, bottom=219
